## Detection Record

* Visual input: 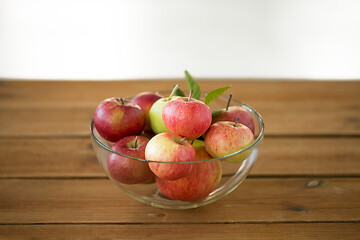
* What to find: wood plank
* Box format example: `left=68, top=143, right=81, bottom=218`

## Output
left=0, top=178, right=359, bottom=224
left=0, top=223, right=359, bottom=240
left=0, top=138, right=103, bottom=178
left=1, top=80, right=359, bottom=105
left=0, top=80, right=359, bottom=136
left=257, top=101, right=360, bottom=136
left=1, top=137, right=359, bottom=178
left=0, top=101, right=359, bottom=136
left=252, top=137, right=360, bottom=176
left=0, top=107, right=93, bottom=137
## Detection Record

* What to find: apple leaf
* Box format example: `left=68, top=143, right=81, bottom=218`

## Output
left=185, top=70, right=201, bottom=100
left=175, top=87, right=185, bottom=97
left=211, top=109, right=224, bottom=117
left=205, top=86, right=231, bottom=105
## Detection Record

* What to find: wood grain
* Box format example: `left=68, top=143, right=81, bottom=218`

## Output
left=1, top=101, right=359, bottom=137
left=0, top=80, right=359, bottom=239
left=1, top=223, right=359, bottom=240
left=0, top=107, right=93, bottom=137
left=0, top=138, right=103, bottom=178
left=252, top=137, right=360, bottom=176
left=1, top=80, right=359, bottom=105
left=0, top=81, right=359, bottom=136
left=0, top=178, right=359, bottom=224
left=0, top=137, right=359, bottom=178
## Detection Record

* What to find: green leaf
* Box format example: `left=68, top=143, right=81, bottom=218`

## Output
left=175, top=88, right=185, bottom=97
left=185, top=70, right=201, bottom=100
left=211, top=109, right=224, bottom=117
left=205, top=86, right=232, bottom=105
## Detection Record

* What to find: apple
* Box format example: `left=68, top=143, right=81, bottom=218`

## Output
left=156, top=141, right=222, bottom=201
left=131, top=92, right=162, bottom=132
left=162, top=91, right=212, bottom=139
left=148, top=98, right=173, bottom=134
left=107, top=135, right=154, bottom=184
left=94, top=97, right=145, bottom=142
left=149, top=85, right=180, bottom=134
left=145, top=132, right=195, bottom=180
left=204, top=119, right=254, bottom=163
left=212, top=94, right=255, bottom=133
left=191, top=139, right=206, bottom=147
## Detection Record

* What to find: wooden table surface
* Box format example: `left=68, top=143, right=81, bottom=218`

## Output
left=0, top=80, right=359, bottom=239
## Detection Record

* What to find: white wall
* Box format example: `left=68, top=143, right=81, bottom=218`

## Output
left=1, top=0, right=359, bottom=80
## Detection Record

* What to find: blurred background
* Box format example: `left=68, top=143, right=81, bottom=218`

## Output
left=1, top=0, right=359, bottom=80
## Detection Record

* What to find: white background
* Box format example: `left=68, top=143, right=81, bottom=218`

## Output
left=1, top=0, right=360, bottom=80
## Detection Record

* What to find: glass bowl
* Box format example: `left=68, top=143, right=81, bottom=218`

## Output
left=90, top=92, right=264, bottom=209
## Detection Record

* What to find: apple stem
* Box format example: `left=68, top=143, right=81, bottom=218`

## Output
left=179, top=137, right=187, bottom=144
left=169, top=84, right=180, bottom=99
left=134, top=136, right=139, bottom=148
left=188, top=90, right=193, bottom=102
left=234, top=117, right=240, bottom=126
left=120, top=98, right=124, bottom=105
left=226, top=94, right=232, bottom=111
left=191, top=139, right=195, bottom=145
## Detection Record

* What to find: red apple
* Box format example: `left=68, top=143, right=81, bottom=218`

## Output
left=131, top=92, right=162, bottom=132
left=162, top=93, right=212, bottom=139
left=204, top=120, right=254, bottom=163
left=94, top=97, right=145, bottom=142
left=156, top=142, right=222, bottom=201
left=212, top=106, right=255, bottom=134
left=212, top=95, right=255, bottom=133
left=145, top=132, right=195, bottom=180
left=107, top=135, right=154, bottom=184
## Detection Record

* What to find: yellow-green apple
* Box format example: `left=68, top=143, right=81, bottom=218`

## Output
left=149, top=85, right=180, bottom=134
left=212, top=95, right=255, bottom=133
left=204, top=119, right=254, bottom=163
left=131, top=92, right=162, bottom=132
left=191, top=139, right=206, bottom=147
left=148, top=98, right=173, bottom=134
left=94, top=97, right=145, bottom=142
left=156, top=141, right=222, bottom=201
left=107, top=135, right=154, bottom=184
left=145, top=132, right=195, bottom=180
left=162, top=92, right=212, bottom=139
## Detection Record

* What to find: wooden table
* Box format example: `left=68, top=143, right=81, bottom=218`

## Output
left=0, top=80, right=359, bottom=239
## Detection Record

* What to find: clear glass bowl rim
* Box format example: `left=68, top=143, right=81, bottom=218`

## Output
left=90, top=93, right=264, bottom=164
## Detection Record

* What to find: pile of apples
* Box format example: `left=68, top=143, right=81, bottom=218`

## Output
left=93, top=76, right=255, bottom=202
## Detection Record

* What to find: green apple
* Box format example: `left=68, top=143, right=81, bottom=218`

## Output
left=149, top=98, right=172, bottom=134
left=149, top=84, right=180, bottom=134
left=191, top=139, right=205, bottom=147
